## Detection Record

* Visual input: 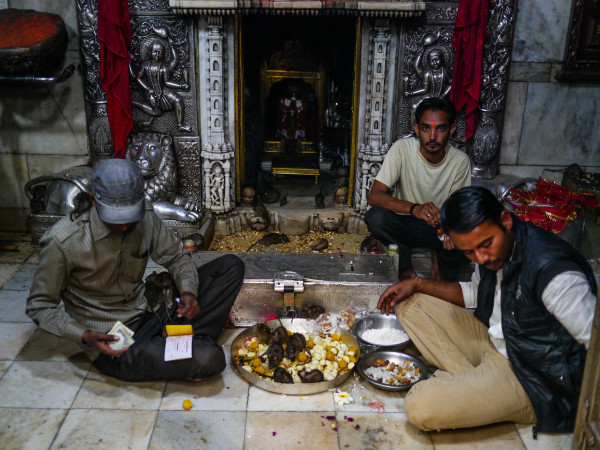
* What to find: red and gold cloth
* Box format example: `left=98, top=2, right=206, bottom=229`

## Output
left=98, top=0, right=133, bottom=159
left=505, top=178, right=600, bottom=234
left=450, top=0, right=489, bottom=140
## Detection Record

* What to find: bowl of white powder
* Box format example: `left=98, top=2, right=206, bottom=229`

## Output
left=351, top=313, right=411, bottom=353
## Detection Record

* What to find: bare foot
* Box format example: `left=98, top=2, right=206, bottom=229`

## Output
left=398, top=267, right=418, bottom=281
left=429, top=251, right=443, bottom=281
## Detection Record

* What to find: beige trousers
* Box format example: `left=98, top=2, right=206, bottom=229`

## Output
left=395, top=293, right=537, bottom=431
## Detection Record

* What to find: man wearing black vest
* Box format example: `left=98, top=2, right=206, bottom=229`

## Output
left=378, top=186, right=597, bottom=432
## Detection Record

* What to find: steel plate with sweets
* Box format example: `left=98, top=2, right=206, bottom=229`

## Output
left=357, top=351, right=429, bottom=392
left=231, top=318, right=360, bottom=395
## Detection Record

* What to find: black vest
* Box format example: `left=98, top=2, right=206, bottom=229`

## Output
left=476, top=214, right=597, bottom=432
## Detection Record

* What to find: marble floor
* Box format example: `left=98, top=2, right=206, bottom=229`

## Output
left=0, top=232, right=575, bottom=450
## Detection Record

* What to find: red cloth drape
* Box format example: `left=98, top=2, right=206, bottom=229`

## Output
left=450, top=0, right=489, bottom=140
left=98, top=0, right=132, bottom=159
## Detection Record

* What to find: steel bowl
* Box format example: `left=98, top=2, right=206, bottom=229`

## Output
left=357, top=350, right=429, bottom=392
left=231, top=318, right=360, bottom=395
left=351, top=313, right=411, bottom=353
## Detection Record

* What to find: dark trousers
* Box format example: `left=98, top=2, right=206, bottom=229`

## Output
left=94, top=254, right=245, bottom=381
left=363, top=206, right=469, bottom=281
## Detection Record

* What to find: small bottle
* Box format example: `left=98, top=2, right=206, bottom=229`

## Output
left=388, top=244, right=398, bottom=254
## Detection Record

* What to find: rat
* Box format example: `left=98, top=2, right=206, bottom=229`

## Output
left=360, top=235, right=378, bottom=253
left=247, top=232, right=290, bottom=252
left=266, top=342, right=284, bottom=369
left=310, top=238, right=329, bottom=252
left=273, top=367, right=294, bottom=384
left=298, top=368, right=324, bottom=383
left=301, top=304, right=325, bottom=319
left=256, top=322, right=271, bottom=344
left=315, top=185, right=325, bottom=209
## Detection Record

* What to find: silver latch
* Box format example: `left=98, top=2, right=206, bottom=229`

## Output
left=274, top=271, right=304, bottom=317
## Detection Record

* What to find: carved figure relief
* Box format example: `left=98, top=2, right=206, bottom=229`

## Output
left=397, top=27, right=454, bottom=136
left=127, top=132, right=202, bottom=222
left=210, top=163, right=225, bottom=207
left=130, top=25, right=191, bottom=132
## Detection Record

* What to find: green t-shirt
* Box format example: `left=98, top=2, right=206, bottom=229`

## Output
left=374, top=137, right=471, bottom=211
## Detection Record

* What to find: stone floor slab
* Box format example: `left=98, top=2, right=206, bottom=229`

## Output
left=2, top=264, right=37, bottom=290
left=0, top=361, right=89, bottom=409
left=51, top=409, right=157, bottom=450
left=247, top=385, right=335, bottom=412
left=17, top=329, right=88, bottom=362
left=0, top=408, right=68, bottom=450
left=73, top=367, right=166, bottom=410
left=515, top=424, right=573, bottom=449
left=149, top=410, right=246, bottom=450
left=0, top=288, right=31, bottom=322
left=245, top=411, right=340, bottom=449
left=0, top=322, right=37, bottom=359
left=430, top=423, right=525, bottom=449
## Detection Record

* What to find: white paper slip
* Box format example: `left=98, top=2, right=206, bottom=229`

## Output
left=164, top=335, right=193, bottom=361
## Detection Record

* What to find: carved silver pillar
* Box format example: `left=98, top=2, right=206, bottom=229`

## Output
left=354, top=20, right=393, bottom=213
left=470, top=0, right=517, bottom=179
left=76, top=0, right=112, bottom=165
left=199, top=16, right=235, bottom=213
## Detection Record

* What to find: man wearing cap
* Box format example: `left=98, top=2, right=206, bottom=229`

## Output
left=27, top=159, right=244, bottom=382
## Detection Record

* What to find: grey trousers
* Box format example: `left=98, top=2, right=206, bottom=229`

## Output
left=94, top=254, right=245, bottom=381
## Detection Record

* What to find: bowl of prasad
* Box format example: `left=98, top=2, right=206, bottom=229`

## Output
left=357, top=350, right=429, bottom=391
left=231, top=318, right=360, bottom=395
left=351, top=313, right=411, bottom=353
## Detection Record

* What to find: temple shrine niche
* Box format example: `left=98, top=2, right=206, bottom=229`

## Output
left=59, top=0, right=519, bottom=236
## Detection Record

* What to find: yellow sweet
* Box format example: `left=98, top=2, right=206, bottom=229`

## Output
left=326, top=351, right=336, bottom=361
left=331, top=333, right=340, bottom=341
left=297, top=352, right=309, bottom=362
left=306, top=339, right=315, bottom=349
left=249, top=341, right=259, bottom=349
left=338, top=359, right=348, bottom=369
left=252, top=358, right=262, bottom=368
left=182, top=399, right=193, bottom=410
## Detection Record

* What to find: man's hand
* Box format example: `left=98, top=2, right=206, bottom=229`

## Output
left=177, top=292, right=200, bottom=319
left=377, top=278, right=419, bottom=315
left=414, top=202, right=440, bottom=227
left=442, top=234, right=455, bottom=251
left=82, top=330, right=129, bottom=356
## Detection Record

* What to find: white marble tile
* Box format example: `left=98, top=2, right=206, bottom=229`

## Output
left=0, top=408, right=68, bottom=450
left=25, top=249, right=40, bottom=264
left=73, top=367, right=166, bottom=410
left=161, top=364, right=249, bottom=411
left=0, top=263, right=20, bottom=288
left=0, top=52, right=87, bottom=158
left=0, top=360, right=12, bottom=378
left=247, top=385, right=335, bottom=412
left=17, top=329, right=88, bottom=362
left=51, top=409, right=157, bottom=450
left=0, top=322, right=37, bottom=359
left=430, top=423, right=525, bottom=449
left=512, top=0, right=571, bottom=62
left=0, top=289, right=31, bottom=322
left=2, top=263, right=37, bottom=291
left=149, top=410, right=246, bottom=450
left=0, top=361, right=89, bottom=408
left=499, top=165, right=547, bottom=181
left=0, top=154, right=30, bottom=209
left=337, top=412, right=433, bottom=449
left=245, top=411, right=339, bottom=449
left=27, top=154, right=90, bottom=181
left=333, top=372, right=407, bottom=414
left=515, top=424, right=573, bottom=449
left=509, top=62, right=551, bottom=82
left=500, top=82, right=528, bottom=165
left=518, top=83, right=600, bottom=167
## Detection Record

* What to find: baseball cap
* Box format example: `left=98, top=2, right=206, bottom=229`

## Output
left=91, top=159, right=146, bottom=224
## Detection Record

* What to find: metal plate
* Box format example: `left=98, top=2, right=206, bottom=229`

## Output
left=356, top=351, right=429, bottom=392
left=231, top=318, right=360, bottom=395
left=351, top=313, right=411, bottom=354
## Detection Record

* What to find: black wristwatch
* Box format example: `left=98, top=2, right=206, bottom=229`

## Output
left=409, top=203, right=419, bottom=216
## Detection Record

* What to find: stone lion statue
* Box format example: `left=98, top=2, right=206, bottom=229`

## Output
left=127, top=132, right=202, bottom=222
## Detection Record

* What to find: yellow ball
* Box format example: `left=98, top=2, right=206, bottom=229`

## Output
left=182, top=399, right=193, bottom=410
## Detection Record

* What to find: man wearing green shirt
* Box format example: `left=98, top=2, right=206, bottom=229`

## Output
left=27, top=159, right=244, bottom=381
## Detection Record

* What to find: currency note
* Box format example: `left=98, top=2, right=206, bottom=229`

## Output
left=107, top=321, right=135, bottom=351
